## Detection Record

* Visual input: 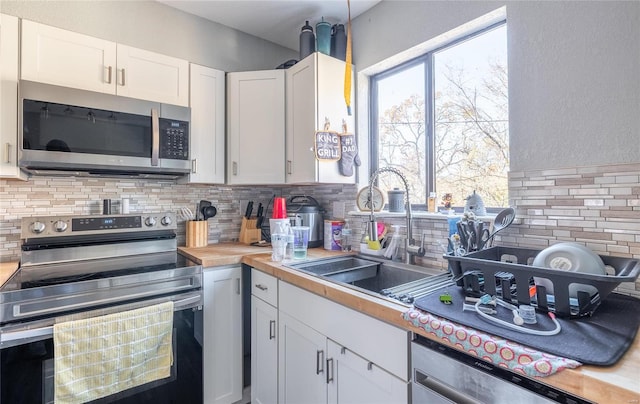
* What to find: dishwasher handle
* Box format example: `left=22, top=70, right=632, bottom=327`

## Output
left=414, top=369, right=478, bottom=404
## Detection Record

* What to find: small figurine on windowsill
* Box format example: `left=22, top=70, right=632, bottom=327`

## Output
left=441, top=193, right=454, bottom=214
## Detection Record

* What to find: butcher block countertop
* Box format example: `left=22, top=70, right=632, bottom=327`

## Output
left=0, top=261, right=19, bottom=287
left=182, top=243, right=639, bottom=402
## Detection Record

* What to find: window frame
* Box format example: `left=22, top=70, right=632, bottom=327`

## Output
left=369, top=21, right=507, bottom=211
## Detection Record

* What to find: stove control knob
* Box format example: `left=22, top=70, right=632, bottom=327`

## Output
left=31, top=221, right=46, bottom=234
left=145, top=216, right=157, bottom=227
left=53, top=220, right=68, bottom=232
left=161, top=216, right=172, bottom=226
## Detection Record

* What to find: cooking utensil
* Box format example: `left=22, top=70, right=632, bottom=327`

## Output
left=202, top=205, right=217, bottom=220
left=179, top=207, right=195, bottom=221
left=485, top=207, right=515, bottom=247
left=199, top=200, right=213, bottom=220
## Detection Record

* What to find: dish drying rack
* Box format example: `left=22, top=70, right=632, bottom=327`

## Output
left=445, top=246, right=640, bottom=318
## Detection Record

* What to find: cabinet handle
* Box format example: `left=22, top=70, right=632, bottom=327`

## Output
left=367, top=362, right=374, bottom=371
left=5, top=143, right=11, bottom=164
left=326, top=358, right=334, bottom=384
left=287, top=160, right=292, bottom=175
left=316, top=350, right=324, bottom=375
left=236, top=278, right=241, bottom=295
left=151, top=108, right=159, bottom=166
left=232, top=161, right=238, bottom=175
left=341, top=347, right=346, bottom=355
left=269, top=320, right=276, bottom=340
left=119, top=68, right=126, bottom=86
left=105, top=66, right=112, bottom=84
left=191, top=159, right=197, bottom=173
left=255, top=284, right=268, bottom=291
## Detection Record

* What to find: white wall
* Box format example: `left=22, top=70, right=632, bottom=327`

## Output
left=352, top=1, right=640, bottom=172
left=0, top=0, right=297, bottom=72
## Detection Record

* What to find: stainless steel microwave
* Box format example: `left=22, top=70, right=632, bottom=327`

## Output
left=18, top=80, right=190, bottom=179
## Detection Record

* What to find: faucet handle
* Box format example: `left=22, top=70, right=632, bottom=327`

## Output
left=407, top=232, right=426, bottom=257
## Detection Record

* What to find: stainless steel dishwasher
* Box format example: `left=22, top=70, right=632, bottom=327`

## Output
left=411, top=334, right=593, bottom=403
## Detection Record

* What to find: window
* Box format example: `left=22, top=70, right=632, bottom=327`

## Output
left=371, top=23, right=508, bottom=209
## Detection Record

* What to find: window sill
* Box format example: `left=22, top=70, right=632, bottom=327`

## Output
left=347, top=210, right=497, bottom=221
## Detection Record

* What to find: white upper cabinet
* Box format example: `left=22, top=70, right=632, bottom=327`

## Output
left=115, top=44, right=189, bottom=106
left=226, top=69, right=285, bottom=185
left=286, top=52, right=356, bottom=184
left=21, top=20, right=188, bottom=106
left=0, top=13, right=26, bottom=179
left=187, top=63, right=226, bottom=184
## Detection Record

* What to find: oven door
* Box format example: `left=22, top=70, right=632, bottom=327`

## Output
left=1, top=294, right=203, bottom=404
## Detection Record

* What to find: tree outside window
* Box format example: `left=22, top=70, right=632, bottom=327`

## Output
left=373, top=23, right=508, bottom=209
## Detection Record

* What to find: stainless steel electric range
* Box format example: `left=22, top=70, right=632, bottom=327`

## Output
left=0, top=212, right=203, bottom=404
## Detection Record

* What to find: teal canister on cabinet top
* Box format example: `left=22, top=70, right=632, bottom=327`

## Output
left=316, top=18, right=331, bottom=55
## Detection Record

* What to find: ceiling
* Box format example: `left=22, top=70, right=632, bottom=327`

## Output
left=157, top=0, right=381, bottom=51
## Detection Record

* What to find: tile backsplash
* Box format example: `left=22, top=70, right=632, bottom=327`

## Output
left=345, top=162, right=640, bottom=298
left=0, top=177, right=356, bottom=262
left=1, top=162, right=638, bottom=298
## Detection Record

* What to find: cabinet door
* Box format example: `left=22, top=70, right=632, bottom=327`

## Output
left=285, top=53, right=356, bottom=184
left=21, top=20, right=117, bottom=94
left=285, top=53, right=317, bottom=183
left=227, top=70, right=285, bottom=184
left=116, top=44, right=189, bottom=106
left=315, top=53, right=356, bottom=183
left=251, top=296, right=278, bottom=404
left=0, top=14, right=25, bottom=179
left=327, top=340, right=408, bottom=404
left=203, top=266, right=243, bottom=404
left=278, top=312, right=327, bottom=404
left=188, top=64, right=225, bottom=184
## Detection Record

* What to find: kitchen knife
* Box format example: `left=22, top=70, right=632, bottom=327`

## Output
left=245, top=201, right=253, bottom=219
left=256, top=203, right=264, bottom=228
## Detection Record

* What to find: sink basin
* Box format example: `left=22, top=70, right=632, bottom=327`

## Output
left=287, top=256, right=379, bottom=283
left=286, top=256, right=447, bottom=305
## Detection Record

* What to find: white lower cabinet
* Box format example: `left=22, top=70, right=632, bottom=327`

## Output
left=276, top=280, right=409, bottom=404
left=203, top=266, right=242, bottom=404
left=251, top=269, right=279, bottom=404
left=327, top=340, right=408, bottom=404
left=251, top=296, right=278, bottom=404
left=278, top=312, right=328, bottom=403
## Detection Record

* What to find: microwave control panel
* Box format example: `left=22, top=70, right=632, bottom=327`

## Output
left=159, top=119, right=189, bottom=160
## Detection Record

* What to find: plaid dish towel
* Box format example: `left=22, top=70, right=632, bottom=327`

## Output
left=54, top=301, right=174, bottom=404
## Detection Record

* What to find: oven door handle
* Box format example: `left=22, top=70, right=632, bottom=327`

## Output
left=1, top=294, right=201, bottom=345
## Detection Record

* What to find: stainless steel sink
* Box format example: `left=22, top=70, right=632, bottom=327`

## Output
left=286, top=255, right=451, bottom=305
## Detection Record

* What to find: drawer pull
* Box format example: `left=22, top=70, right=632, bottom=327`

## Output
left=255, top=284, right=268, bottom=291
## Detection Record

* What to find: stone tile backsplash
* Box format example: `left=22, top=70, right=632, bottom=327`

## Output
left=345, top=162, right=640, bottom=298
left=0, top=178, right=356, bottom=262
left=1, top=162, right=638, bottom=297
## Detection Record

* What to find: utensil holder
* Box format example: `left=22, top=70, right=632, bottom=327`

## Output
left=186, top=221, right=208, bottom=248
left=239, top=217, right=261, bottom=244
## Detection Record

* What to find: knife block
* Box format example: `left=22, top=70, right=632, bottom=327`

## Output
left=186, top=221, right=208, bottom=248
left=239, top=217, right=261, bottom=244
